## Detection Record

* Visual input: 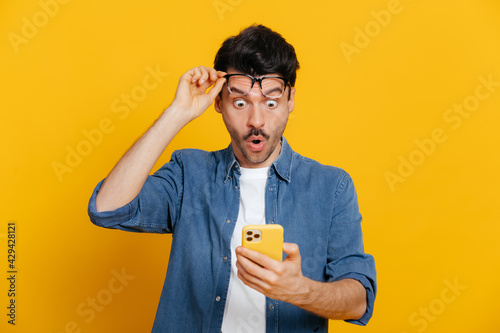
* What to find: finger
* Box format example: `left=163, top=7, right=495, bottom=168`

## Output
left=206, top=76, right=226, bottom=100
left=204, top=67, right=225, bottom=85
left=236, top=249, right=264, bottom=274
left=237, top=267, right=267, bottom=294
left=236, top=255, right=272, bottom=291
left=236, top=250, right=276, bottom=283
left=282, top=242, right=300, bottom=257
left=237, top=267, right=270, bottom=294
left=215, top=70, right=227, bottom=82
left=236, top=246, right=277, bottom=269
left=191, top=67, right=202, bottom=83
left=197, top=66, right=211, bottom=85
left=205, top=67, right=218, bottom=82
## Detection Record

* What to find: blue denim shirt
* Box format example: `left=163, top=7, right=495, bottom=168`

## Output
left=88, top=137, right=376, bottom=333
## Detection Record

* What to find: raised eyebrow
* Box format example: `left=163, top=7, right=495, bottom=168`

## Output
left=229, top=87, right=247, bottom=95
left=262, top=87, right=283, bottom=96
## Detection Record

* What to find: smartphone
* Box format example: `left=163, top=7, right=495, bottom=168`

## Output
left=242, top=224, right=284, bottom=261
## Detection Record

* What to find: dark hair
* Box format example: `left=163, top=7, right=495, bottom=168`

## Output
left=214, top=24, right=299, bottom=87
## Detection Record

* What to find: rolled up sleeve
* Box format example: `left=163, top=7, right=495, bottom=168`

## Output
left=325, top=172, right=377, bottom=325
left=87, top=150, right=185, bottom=234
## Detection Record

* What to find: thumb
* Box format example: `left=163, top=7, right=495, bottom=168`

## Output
left=283, top=242, right=300, bottom=260
left=207, top=76, right=227, bottom=101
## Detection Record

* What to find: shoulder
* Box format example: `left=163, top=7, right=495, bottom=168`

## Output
left=290, top=151, right=356, bottom=195
left=150, top=147, right=227, bottom=185
left=156, top=147, right=229, bottom=176
left=167, top=144, right=229, bottom=163
left=286, top=151, right=359, bottom=212
left=171, top=148, right=224, bottom=163
left=292, top=151, right=348, bottom=179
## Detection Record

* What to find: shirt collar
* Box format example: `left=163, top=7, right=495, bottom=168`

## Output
left=223, top=136, right=292, bottom=183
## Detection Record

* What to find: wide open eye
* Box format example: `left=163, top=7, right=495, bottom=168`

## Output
left=233, top=99, right=247, bottom=108
left=265, top=100, right=278, bottom=109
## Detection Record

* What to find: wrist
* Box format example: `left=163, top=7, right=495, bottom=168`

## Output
left=156, top=104, right=191, bottom=132
left=289, top=276, right=316, bottom=307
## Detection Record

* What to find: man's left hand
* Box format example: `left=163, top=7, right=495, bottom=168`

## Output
left=235, top=242, right=310, bottom=304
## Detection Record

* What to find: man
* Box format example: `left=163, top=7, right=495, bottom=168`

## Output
left=88, top=25, right=376, bottom=332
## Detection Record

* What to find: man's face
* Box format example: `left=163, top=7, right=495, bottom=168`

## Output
left=215, top=69, right=295, bottom=168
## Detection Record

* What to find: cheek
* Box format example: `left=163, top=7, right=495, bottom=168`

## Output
left=268, top=109, right=289, bottom=124
left=224, top=112, right=242, bottom=124
left=222, top=112, right=245, bottom=133
left=269, top=113, right=289, bottom=134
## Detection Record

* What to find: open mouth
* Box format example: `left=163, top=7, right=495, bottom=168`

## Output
left=248, top=137, right=265, bottom=152
left=245, top=130, right=268, bottom=152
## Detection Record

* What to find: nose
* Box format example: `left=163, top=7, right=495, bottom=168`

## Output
left=247, top=103, right=265, bottom=129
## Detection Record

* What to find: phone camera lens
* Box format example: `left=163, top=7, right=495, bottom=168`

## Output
left=246, top=231, right=253, bottom=236
left=254, top=234, right=260, bottom=239
left=246, top=237, right=253, bottom=242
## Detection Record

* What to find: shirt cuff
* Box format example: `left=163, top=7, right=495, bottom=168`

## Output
left=335, top=272, right=376, bottom=326
left=87, top=179, right=139, bottom=227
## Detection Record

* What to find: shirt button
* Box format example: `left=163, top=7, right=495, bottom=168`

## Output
left=269, top=304, right=274, bottom=310
left=234, top=185, right=238, bottom=189
left=268, top=187, right=273, bottom=191
left=216, top=296, right=221, bottom=302
left=269, top=221, right=274, bottom=224
left=223, top=256, right=228, bottom=261
left=226, top=219, right=231, bottom=223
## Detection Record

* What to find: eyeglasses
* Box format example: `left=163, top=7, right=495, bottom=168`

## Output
left=224, top=74, right=289, bottom=98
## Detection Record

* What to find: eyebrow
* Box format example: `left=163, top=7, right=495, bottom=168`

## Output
left=229, top=86, right=247, bottom=94
left=262, top=87, right=283, bottom=96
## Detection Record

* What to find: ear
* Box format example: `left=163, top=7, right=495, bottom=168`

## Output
left=214, top=94, right=223, bottom=114
left=287, top=87, right=296, bottom=114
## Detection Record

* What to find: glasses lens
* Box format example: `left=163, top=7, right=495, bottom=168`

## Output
left=227, top=75, right=253, bottom=95
left=227, top=75, right=286, bottom=98
left=260, top=78, right=286, bottom=98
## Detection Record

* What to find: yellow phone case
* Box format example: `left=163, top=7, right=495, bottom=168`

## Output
left=242, top=224, right=284, bottom=261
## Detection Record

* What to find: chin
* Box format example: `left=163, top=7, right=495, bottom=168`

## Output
left=242, top=149, right=273, bottom=165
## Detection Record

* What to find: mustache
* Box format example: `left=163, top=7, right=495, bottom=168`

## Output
left=243, top=128, right=269, bottom=140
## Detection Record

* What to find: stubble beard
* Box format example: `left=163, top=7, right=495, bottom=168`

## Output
left=224, top=117, right=288, bottom=166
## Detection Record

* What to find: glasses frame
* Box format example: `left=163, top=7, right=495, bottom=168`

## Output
left=223, top=74, right=290, bottom=98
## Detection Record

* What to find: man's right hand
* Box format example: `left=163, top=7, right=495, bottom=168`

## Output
left=170, top=66, right=226, bottom=123
left=95, top=66, right=226, bottom=212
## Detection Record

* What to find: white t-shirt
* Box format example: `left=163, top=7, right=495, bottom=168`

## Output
left=221, top=166, right=269, bottom=333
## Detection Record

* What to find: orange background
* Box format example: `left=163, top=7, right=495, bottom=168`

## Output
left=1, top=0, right=499, bottom=332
